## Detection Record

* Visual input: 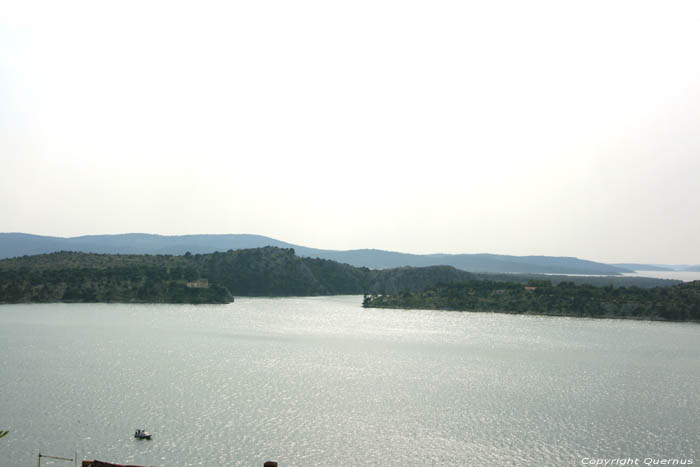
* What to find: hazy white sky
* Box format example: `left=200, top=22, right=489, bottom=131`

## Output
left=2, top=0, right=700, bottom=263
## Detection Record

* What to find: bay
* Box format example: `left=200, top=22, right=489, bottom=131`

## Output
left=622, top=270, right=700, bottom=282
left=1, top=296, right=698, bottom=466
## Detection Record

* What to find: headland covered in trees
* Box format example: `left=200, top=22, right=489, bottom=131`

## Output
left=0, top=247, right=478, bottom=304
left=362, top=279, right=700, bottom=322
left=1, top=246, right=698, bottom=321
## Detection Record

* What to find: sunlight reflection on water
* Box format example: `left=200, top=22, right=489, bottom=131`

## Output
left=0, top=297, right=698, bottom=466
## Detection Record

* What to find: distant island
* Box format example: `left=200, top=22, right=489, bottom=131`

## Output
left=363, top=279, right=700, bottom=322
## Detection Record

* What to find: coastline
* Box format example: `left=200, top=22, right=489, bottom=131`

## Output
left=363, top=303, right=700, bottom=324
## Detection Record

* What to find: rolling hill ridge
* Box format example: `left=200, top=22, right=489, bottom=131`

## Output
left=0, top=247, right=477, bottom=303
left=0, top=233, right=637, bottom=275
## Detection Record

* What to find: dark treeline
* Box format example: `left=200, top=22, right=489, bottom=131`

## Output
left=0, top=263, right=233, bottom=304
left=469, top=272, right=680, bottom=289
left=363, top=279, right=700, bottom=322
left=0, top=247, right=476, bottom=303
left=1, top=248, right=692, bottom=313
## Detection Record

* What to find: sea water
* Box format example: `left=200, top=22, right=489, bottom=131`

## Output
left=1, top=296, right=698, bottom=466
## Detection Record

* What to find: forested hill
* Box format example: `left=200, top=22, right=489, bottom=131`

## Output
left=0, top=232, right=637, bottom=275
left=363, top=280, right=700, bottom=322
left=0, top=247, right=476, bottom=303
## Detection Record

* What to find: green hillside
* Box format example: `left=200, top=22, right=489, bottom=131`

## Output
left=0, top=247, right=474, bottom=304
left=0, top=232, right=642, bottom=275
left=2, top=247, right=691, bottom=315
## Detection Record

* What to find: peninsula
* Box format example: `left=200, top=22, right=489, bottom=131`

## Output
left=0, top=247, right=476, bottom=304
left=362, top=279, right=700, bottom=322
left=1, top=247, right=695, bottom=320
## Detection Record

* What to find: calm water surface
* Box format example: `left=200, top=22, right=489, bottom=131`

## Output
left=1, top=296, right=699, bottom=466
left=622, top=270, right=700, bottom=282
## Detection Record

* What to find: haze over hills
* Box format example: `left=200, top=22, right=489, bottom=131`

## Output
left=1, top=232, right=695, bottom=275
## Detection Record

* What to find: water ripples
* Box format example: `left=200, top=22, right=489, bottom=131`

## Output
left=1, top=298, right=698, bottom=466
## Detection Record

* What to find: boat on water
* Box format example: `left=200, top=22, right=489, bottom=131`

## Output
left=134, top=429, right=152, bottom=440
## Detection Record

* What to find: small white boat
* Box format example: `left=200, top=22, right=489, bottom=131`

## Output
left=134, top=429, right=152, bottom=440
